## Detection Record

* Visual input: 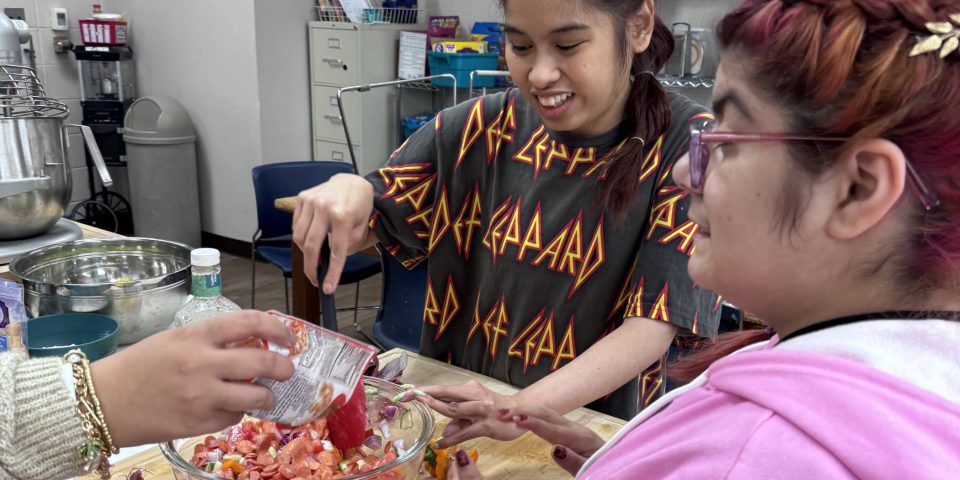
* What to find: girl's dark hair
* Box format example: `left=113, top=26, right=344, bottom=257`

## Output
left=595, top=2, right=675, bottom=215
left=500, top=0, right=676, bottom=216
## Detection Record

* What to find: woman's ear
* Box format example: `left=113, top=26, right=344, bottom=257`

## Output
left=628, top=0, right=655, bottom=54
left=826, top=138, right=908, bottom=240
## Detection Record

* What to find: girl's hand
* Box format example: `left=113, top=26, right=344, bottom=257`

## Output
left=412, top=380, right=526, bottom=448
left=292, top=173, right=375, bottom=292
left=500, top=405, right=606, bottom=476
left=91, top=311, right=296, bottom=447
left=447, top=449, right=484, bottom=480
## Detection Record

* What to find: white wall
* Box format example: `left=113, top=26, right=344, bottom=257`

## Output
left=254, top=0, right=314, bottom=165
left=125, top=0, right=263, bottom=242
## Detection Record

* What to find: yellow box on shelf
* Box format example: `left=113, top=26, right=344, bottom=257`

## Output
left=432, top=40, right=487, bottom=54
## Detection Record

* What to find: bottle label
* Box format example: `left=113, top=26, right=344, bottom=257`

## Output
left=192, top=273, right=222, bottom=297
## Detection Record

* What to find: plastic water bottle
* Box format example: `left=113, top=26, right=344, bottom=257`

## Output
left=173, top=248, right=241, bottom=327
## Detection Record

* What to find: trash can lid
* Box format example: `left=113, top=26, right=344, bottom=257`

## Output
left=123, top=95, right=197, bottom=145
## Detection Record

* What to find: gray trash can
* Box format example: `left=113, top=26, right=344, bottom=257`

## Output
left=123, top=96, right=202, bottom=247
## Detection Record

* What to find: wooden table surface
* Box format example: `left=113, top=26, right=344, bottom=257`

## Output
left=87, top=348, right=626, bottom=479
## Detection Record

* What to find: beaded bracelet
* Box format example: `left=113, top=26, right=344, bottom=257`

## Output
left=63, top=349, right=114, bottom=479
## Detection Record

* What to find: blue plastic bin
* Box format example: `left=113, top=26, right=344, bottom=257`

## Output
left=428, top=52, right=501, bottom=88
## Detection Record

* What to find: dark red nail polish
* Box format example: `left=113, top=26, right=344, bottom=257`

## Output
left=518, top=414, right=528, bottom=422
left=456, top=449, right=470, bottom=467
left=497, top=409, right=510, bottom=416
left=553, top=445, right=567, bottom=460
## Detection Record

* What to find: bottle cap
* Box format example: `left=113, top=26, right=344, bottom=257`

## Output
left=191, top=248, right=221, bottom=267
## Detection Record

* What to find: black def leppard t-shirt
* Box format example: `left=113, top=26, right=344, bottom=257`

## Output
left=366, top=89, right=720, bottom=419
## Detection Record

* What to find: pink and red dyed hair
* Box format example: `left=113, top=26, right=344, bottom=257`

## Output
left=670, top=0, right=960, bottom=382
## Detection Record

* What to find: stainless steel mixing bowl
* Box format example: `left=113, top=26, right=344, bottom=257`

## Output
left=9, top=238, right=191, bottom=344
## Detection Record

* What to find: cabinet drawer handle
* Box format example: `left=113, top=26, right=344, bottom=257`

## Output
left=322, top=57, right=344, bottom=67
left=324, top=114, right=343, bottom=123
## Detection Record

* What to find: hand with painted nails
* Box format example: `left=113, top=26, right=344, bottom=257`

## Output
left=292, top=173, right=376, bottom=293
left=413, top=380, right=526, bottom=448
left=498, top=405, right=605, bottom=476
left=446, top=449, right=484, bottom=480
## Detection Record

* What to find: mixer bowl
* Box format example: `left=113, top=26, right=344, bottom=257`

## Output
left=0, top=117, right=72, bottom=239
left=9, top=238, right=191, bottom=344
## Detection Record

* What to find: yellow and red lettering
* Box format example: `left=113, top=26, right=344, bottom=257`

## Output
left=508, top=308, right=546, bottom=360
left=517, top=202, right=543, bottom=262
left=485, top=99, right=516, bottom=165
left=426, top=186, right=452, bottom=254
left=423, top=280, right=439, bottom=326
left=434, top=275, right=461, bottom=340
left=647, top=282, right=670, bottom=323
left=531, top=313, right=556, bottom=366
left=394, top=175, right=436, bottom=212
left=500, top=198, right=524, bottom=256
left=558, top=212, right=584, bottom=276
left=551, top=317, right=577, bottom=371
left=452, top=184, right=483, bottom=260
left=456, top=99, right=485, bottom=170
left=659, top=219, right=699, bottom=256
left=570, top=219, right=606, bottom=299
left=405, top=206, right=433, bottom=240
left=532, top=218, right=573, bottom=271
left=566, top=147, right=596, bottom=176
left=645, top=188, right=688, bottom=240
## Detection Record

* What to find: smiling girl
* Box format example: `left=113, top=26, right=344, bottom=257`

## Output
left=293, top=0, right=720, bottom=434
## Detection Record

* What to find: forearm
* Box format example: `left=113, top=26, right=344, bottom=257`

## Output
left=0, top=353, right=86, bottom=480
left=514, top=318, right=677, bottom=414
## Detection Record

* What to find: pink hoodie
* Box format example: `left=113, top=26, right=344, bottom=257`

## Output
left=579, top=320, right=960, bottom=479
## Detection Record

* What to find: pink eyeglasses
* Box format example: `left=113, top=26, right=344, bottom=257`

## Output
left=689, top=120, right=942, bottom=211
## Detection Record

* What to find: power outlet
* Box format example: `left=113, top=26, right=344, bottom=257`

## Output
left=3, top=8, right=26, bottom=21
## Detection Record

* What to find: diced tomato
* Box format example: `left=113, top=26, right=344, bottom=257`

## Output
left=325, top=382, right=368, bottom=450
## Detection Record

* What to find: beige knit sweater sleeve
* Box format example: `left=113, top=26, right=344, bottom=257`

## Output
left=0, top=352, right=87, bottom=480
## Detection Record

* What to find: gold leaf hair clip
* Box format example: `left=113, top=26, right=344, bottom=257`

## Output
left=910, top=13, right=960, bottom=58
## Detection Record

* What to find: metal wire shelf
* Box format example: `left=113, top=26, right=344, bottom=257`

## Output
left=315, top=5, right=426, bottom=25
left=656, top=75, right=716, bottom=89
left=397, top=80, right=442, bottom=92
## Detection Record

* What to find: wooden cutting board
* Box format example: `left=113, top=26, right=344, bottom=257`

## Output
left=86, top=349, right=627, bottom=479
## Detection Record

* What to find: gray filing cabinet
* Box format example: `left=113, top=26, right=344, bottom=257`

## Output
left=309, top=22, right=425, bottom=175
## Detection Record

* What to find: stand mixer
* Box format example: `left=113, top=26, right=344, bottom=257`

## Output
left=0, top=12, right=114, bottom=262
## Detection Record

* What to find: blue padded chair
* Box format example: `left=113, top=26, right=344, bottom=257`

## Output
left=251, top=161, right=381, bottom=322
left=371, top=251, right=428, bottom=352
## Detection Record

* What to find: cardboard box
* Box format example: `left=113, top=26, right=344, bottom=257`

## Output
left=433, top=40, right=487, bottom=54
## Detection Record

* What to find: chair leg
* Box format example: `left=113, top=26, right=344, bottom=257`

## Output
left=284, top=278, right=290, bottom=314
left=250, top=244, right=257, bottom=309
left=353, top=281, right=362, bottom=332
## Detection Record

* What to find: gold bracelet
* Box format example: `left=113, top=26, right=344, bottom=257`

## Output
left=79, top=354, right=118, bottom=455
left=64, top=349, right=112, bottom=479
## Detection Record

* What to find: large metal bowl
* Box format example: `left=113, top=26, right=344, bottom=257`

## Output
left=9, top=238, right=191, bottom=344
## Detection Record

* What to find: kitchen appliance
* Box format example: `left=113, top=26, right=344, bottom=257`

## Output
left=9, top=237, right=192, bottom=345
left=69, top=44, right=135, bottom=234
left=0, top=11, right=29, bottom=65
left=0, top=64, right=113, bottom=241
